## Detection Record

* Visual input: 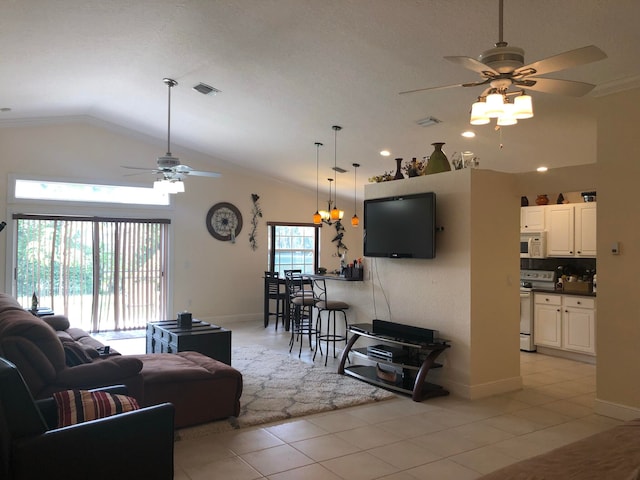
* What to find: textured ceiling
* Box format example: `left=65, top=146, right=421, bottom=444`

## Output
left=1, top=0, right=639, bottom=197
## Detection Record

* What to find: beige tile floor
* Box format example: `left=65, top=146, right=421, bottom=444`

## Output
left=107, top=321, right=619, bottom=480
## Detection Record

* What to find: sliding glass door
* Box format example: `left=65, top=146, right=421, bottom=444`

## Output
left=14, top=215, right=169, bottom=332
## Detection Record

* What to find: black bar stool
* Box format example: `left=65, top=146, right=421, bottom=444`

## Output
left=312, top=278, right=349, bottom=365
left=264, top=271, right=285, bottom=329
left=285, top=271, right=317, bottom=357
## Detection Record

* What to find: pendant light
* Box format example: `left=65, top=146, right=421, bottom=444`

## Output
left=351, top=163, right=360, bottom=227
left=313, top=142, right=323, bottom=225
left=330, top=125, right=344, bottom=221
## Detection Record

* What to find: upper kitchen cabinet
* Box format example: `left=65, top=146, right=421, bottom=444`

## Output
left=574, top=203, right=597, bottom=256
left=546, top=203, right=596, bottom=258
left=520, top=206, right=546, bottom=231
left=547, top=204, right=575, bottom=256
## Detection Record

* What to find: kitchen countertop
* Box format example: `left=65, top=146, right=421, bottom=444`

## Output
left=532, top=288, right=596, bottom=298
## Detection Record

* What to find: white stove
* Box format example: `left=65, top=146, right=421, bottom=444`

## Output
left=519, top=270, right=556, bottom=352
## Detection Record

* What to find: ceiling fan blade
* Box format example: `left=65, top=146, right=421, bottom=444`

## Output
left=121, top=165, right=154, bottom=171
left=517, top=77, right=596, bottom=97
left=444, top=56, right=498, bottom=76
left=173, top=164, right=221, bottom=177
left=399, top=80, right=486, bottom=95
left=514, top=45, right=607, bottom=78
left=188, top=170, right=222, bottom=178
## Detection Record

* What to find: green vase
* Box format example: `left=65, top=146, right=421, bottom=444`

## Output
left=424, top=142, right=451, bottom=174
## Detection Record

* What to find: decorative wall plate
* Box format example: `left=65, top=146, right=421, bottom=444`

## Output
left=206, top=202, right=243, bottom=241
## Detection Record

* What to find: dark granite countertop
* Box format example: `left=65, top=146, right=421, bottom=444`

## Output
left=531, top=288, right=596, bottom=298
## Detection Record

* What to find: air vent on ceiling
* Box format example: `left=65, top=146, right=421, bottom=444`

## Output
left=416, top=116, right=442, bottom=127
left=193, top=83, right=221, bottom=95
left=332, top=166, right=347, bottom=173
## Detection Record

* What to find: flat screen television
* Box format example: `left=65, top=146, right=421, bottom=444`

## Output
left=363, top=192, right=436, bottom=259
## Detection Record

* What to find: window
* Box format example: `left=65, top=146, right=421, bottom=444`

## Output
left=13, top=179, right=170, bottom=206
left=14, top=214, right=169, bottom=332
left=268, top=223, right=319, bottom=276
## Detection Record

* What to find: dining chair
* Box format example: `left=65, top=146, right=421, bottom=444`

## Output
left=264, top=271, right=286, bottom=329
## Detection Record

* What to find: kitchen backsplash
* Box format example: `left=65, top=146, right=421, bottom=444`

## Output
left=521, top=257, right=596, bottom=279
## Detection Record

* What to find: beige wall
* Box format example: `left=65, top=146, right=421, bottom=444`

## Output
left=0, top=119, right=362, bottom=323
left=354, top=169, right=521, bottom=398
left=593, top=87, right=640, bottom=419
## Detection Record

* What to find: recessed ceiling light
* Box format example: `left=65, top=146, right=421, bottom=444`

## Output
left=380, top=150, right=390, bottom=157
left=461, top=131, right=475, bottom=138
left=537, top=166, right=548, bottom=172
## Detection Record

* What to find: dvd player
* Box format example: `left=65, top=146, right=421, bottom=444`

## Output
left=366, top=344, right=408, bottom=361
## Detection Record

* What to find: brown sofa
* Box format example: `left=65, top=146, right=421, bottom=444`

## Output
left=0, top=292, right=242, bottom=428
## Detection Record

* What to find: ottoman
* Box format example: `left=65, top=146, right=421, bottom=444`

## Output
left=132, top=351, right=243, bottom=428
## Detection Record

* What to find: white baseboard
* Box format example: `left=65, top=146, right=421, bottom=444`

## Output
left=445, top=376, right=523, bottom=400
left=594, top=398, right=640, bottom=421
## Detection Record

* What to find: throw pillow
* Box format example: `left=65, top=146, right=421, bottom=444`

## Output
left=53, top=390, right=140, bottom=428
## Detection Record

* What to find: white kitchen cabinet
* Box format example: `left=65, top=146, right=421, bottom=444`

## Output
left=520, top=206, right=546, bottom=231
left=534, top=293, right=596, bottom=355
left=534, top=294, right=562, bottom=348
left=563, top=296, right=596, bottom=354
left=546, top=204, right=575, bottom=256
left=574, top=203, right=597, bottom=257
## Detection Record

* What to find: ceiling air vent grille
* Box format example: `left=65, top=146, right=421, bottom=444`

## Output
left=416, top=116, right=442, bottom=127
left=193, top=83, right=221, bottom=95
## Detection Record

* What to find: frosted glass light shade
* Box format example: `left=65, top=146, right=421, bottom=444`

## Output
left=497, top=103, right=518, bottom=126
left=154, top=180, right=184, bottom=193
left=470, top=101, right=490, bottom=125
left=485, top=92, right=505, bottom=118
left=513, top=94, right=534, bottom=119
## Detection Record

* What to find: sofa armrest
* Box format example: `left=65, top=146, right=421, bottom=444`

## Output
left=55, top=356, right=143, bottom=386
left=12, top=403, right=175, bottom=480
left=40, top=315, right=70, bottom=331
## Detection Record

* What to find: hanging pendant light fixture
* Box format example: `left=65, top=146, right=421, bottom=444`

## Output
left=351, top=163, right=360, bottom=227
left=313, top=142, right=323, bottom=225
left=330, top=125, right=344, bottom=221
left=319, top=178, right=333, bottom=222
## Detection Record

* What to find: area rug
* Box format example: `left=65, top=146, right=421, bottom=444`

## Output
left=177, top=344, right=396, bottom=439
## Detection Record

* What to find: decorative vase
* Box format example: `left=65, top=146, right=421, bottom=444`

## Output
left=393, top=158, right=404, bottom=180
left=535, top=194, right=549, bottom=205
left=423, top=142, right=451, bottom=174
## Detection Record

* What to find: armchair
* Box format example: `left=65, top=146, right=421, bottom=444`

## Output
left=0, top=357, right=175, bottom=480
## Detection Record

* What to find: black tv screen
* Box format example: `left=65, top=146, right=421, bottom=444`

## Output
left=363, top=192, right=436, bottom=259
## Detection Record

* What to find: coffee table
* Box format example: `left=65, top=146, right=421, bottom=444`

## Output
left=146, top=319, right=232, bottom=365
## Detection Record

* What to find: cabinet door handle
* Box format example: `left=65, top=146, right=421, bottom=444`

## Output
left=577, top=251, right=581, bottom=254
left=577, top=301, right=581, bottom=305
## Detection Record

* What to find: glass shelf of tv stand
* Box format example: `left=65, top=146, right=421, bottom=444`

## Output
left=338, top=324, right=450, bottom=401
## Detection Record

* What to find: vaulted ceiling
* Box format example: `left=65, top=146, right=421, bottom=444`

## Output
left=1, top=0, right=639, bottom=195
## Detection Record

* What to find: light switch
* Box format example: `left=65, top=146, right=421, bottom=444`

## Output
left=611, top=242, right=620, bottom=255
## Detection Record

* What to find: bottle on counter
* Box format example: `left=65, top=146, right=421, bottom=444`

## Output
left=593, top=274, right=597, bottom=293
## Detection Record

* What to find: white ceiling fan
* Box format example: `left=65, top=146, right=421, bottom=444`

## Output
left=400, top=0, right=607, bottom=99
left=122, top=78, right=221, bottom=187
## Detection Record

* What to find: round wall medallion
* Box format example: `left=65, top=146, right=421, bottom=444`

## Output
left=206, top=202, right=243, bottom=241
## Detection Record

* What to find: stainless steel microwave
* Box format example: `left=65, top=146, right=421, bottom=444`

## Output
left=520, top=231, right=547, bottom=258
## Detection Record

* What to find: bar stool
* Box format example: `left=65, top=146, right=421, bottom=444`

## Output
left=285, top=271, right=317, bottom=357
left=312, top=278, right=349, bottom=365
left=264, top=271, right=285, bottom=329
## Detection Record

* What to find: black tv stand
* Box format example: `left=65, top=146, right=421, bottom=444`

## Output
left=338, top=321, right=450, bottom=401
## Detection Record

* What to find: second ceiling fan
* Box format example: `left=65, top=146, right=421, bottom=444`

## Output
left=122, top=78, right=221, bottom=189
